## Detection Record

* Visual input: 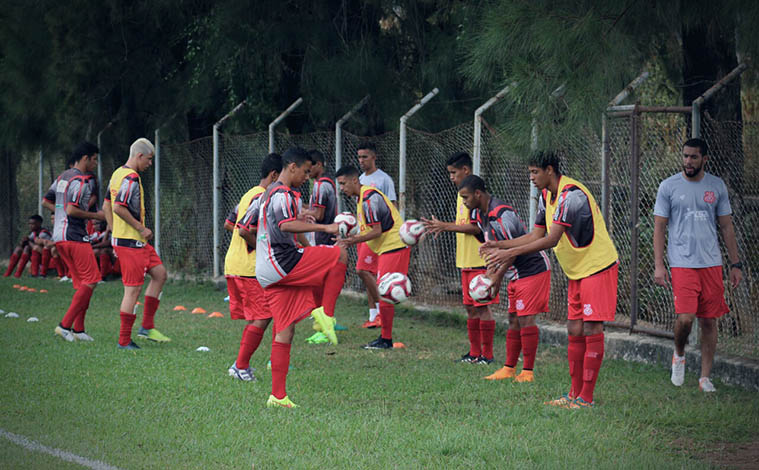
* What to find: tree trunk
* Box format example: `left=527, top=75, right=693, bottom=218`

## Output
left=0, top=149, right=20, bottom=255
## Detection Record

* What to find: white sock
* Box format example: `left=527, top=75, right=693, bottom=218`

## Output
left=369, top=308, right=379, bottom=322
left=674, top=352, right=684, bottom=360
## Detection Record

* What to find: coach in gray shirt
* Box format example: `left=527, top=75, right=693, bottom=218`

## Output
left=653, top=137, right=742, bottom=393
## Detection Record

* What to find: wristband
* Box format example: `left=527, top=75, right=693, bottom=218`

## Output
left=730, top=262, right=743, bottom=271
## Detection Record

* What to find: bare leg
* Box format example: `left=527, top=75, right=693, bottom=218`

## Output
left=674, top=314, right=695, bottom=356
left=699, top=317, right=717, bottom=378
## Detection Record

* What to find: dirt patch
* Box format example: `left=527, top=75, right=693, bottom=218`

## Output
left=702, top=441, right=759, bottom=469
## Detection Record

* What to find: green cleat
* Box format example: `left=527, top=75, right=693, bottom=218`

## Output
left=266, top=394, right=298, bottom=409
left=306, top=332, right=330, bottom=344
left=137, top=327, right=171, bottom=342
left=311, top=307, right=337, bottom=345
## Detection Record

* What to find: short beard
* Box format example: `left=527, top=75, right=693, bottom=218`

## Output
left=683, top=164, right=703, bottom=177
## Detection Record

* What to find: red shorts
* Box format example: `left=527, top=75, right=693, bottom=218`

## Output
left=377, top=247, right=411, bottom=278
left=55, top=241, right=101, bottom=289
left=356, top=242, right=378, bottom=274
left=508, top=270, right=551, bottom=316
left=462, top=268, right=500, bottom=306
left=266, top=245, right=341, bottom=334
left=113, top=244, right=163, bottom=287
left=226, top=276, right=272, bottom=321
left=567, top=263, right=618, bottom=322
left=671, top=266, right=728, bottom=318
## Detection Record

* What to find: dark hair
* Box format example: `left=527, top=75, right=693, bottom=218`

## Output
left=29, top=214, right=43, bottom=223
left=683, top=138, right=708, bottom=156
left=335, top=165, right=360, bottom=178
left=528, top=150, right=561, bottom=174
left=446, top=151, right=472, bottom=169
left=458, top=175, right=486, bottom=193
left=281, top=147, right=310, bottom=168
left=308, top=149, right=325, bottom=165
left=357, top=141, right=377, bottom=154
left=260, top=153, right=282, bottom=179
left=70, top=142, right=99, bottom=165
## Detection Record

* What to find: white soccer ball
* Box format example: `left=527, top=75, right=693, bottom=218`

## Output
left=334, top=212, right=359, bottom=238
left=378, top=272, right=412, bottom=304
left=399, top=219, right=426, bottom=246
left=469, top=274, right=495, bottom=303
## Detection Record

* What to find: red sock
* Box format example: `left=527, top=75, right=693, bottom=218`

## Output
left=568, top=335, right=587, bottom=398
left=72, top=285, right=94, bottom=332
left=467, top=318, right=481, bottom=357
left=99, top=253, right=112, bottom=278
left=30, top=251, right=41, bottom=276
left=54, top=258, right=65, bottom=277
left=379, top=303, right=395, bottom=340
left=321, top=261, right=347, bottom=317
left=479, top=320, right=495, bottom=360
left=14, top=252, right=30, bottom=277
left=236, top=325, right=265, bottom=370
left=520, top=325, right=539, bottom=370
left=142, top=295, right=160, bottom=330
left=579, top=333, right=605, bottom=403
left=4, top=252, right=19, bottom=276
left=41, top=249, right=51, bottom=276
left=270, top=341, right=292, bottom=399
left=505, top=328, right=521, bottom=366
left=61, top=285, right=93, bottom=329
left=119, top=312, right=136, bottom=346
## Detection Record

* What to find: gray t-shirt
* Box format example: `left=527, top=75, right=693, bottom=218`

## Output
left=360, top=169, right=396, bottom=202
left=654, top=172, right=731, bottom=268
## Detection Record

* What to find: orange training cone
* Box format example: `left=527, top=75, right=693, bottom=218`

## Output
left=173, top=305, right=187, bottom=311
left=191, top=307, right=207, bottom=314
left=39, top=289, right=48, bottom=293
left=208, top=312, right=224, bottom=318
left=393, top=342, right=407, bottom=349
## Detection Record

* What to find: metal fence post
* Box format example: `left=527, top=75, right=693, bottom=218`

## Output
left=473, top=85, right=511, bottom=176
left=629, top=108, right=641, bottom=331
left=269, top=98, right=304, bottom=153
left=213, top=100, right=247, bottom=278
left=529, top=119, right=539, bottom=228
left=37, top=150, right=43, bottom=215
left=399, top=88, right=439, bottom=219
left=691, top=63, right=747, bottom=138
left=96, top=122, right=114, bottom=204
left=154, top=128, right=161, bottom=256
left=336, top=95, right=370, bottom=211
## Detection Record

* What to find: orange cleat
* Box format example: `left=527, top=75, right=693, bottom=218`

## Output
left=361, top=318, right=382, bottom=329
left=173, top=305, right=187, bottom=311
left=514, top=370, right=534, bottom=383
left=484, top=366, right=516, bottom=381
left=191, top=307, right=207, bottom=314
left=208, top=312, right=224, bottom=318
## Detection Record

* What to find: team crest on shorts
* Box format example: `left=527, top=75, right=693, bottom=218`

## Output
left=703, top=191, right=716, bottom=204
left=583, top=304, right=593, bottom=316
left=516, top=299, right=525, bottom=311
left=364, top=255, right=374, bottom=264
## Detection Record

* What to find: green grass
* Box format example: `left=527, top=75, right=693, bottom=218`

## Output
left=0, top=274, right=757, bottom=469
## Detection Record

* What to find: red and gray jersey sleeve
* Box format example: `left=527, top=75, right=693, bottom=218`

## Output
left=66, top=176, right=91, bottom=208
left=115, top=173, right=142, bottom=220
left=240, top=195, right=263, bottom=230
left=490, top=206, right=525, bottom=241
left=38, top=229, right=52, bottom=241
left=362, top=192, right=393, bottom=232
left=535, top=193, right=547, bottom=228
left=43, top=181, right=57, bottom=203
left=86, top=176, right=99, bottom=211
left=226, top=205, right=239, bottom=225
left=553, top=186, right=594, bottom=247
left=270, top=191, right=298, bottom=227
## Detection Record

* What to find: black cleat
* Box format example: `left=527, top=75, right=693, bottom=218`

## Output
left=361, top=336, right=393, bottom=350
left=118, top=340, right=141, bottom=350
left=457, top=353, right=479, bottom=363
left=473, top=356, right=493, bottom=365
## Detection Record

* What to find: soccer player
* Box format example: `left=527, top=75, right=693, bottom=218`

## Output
left=103, top=138, right=170, bottom=350
left=422, top=152, right=499, bottom=365
left=4, top=215, right=45, bottom=278
left=90, top=220, right=116, bottom=280
left=224, top=153, right=281, bottom=381
left=653, top=138, right=742, bottom=393
left=356, top=142, right=397, bottom=329
left=52, top=142, right=106, bottom=342
left=458, top=175, right=551, bottom=381
left=256, top=147, right=347, bottom=408
left=336, top=165, right=410, bottom=350
left=29, top=215, right=53, bottom=277
left=308, top=150, right=338, bottom=245
left=482, top=151, right=619, bottom=408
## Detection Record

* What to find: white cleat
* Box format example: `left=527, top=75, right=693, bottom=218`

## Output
left=73, top=332, right=94, bottom=341
left=59, top=276, right=71, bottom=282
left=54, top=326, right=76, bottom=342
left=671, top=353, right=685, bottom=386
left=228, top=363, right=256, bottom=382
left=699, top=377, right=716, bottom=392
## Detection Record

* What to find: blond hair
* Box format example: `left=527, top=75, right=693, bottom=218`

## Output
left=129, top=138, right=155, bottom=159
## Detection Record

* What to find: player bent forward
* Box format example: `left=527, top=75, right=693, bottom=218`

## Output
left=459, top=175, right=551, bottom=381
left=482, top=151, right=619, bottom=408
left=256, top=147, right=347, bottom=408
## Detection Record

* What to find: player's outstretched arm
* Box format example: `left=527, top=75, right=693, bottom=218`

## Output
left=340, top=224, right=382, bottom=246
left=421, top=216, right=479, bottom=236
left=112, top=204, right=152, bottom=240
left=718, top=214, right=743, bottom=288
left=279, top=220, right=337, bottom=235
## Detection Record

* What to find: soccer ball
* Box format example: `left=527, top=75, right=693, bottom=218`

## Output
left=334, top=212, right=359, bottom=238
left=399, top=219, right=426, bottom=246
left=378, top=272, right=412, bottom=304
left=469, top=274, right=495, bottom=303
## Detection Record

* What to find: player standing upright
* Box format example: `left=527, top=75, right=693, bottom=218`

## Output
left=422, top=152, right=499, bottom=364
left=336, top=165, right=410, bottom=350
left=307, top=150, right=338, bottom=245
left=654, top=138, right=742, bottom=392
left=356, top=142, right=397, bottom=329
left=459, top=175, right=551, bottom=381
left=103, top=138, right=169, bottom=350
left=256, top=147, right=347, bottom=408
left=483, top=151, right=618, bottom=408
left=52, top=142, right=106, bottom=342
left=224, top=153, right=281, bottom=381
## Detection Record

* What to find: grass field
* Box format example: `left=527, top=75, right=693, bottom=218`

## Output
left=0, top=274, right=757, bottom=469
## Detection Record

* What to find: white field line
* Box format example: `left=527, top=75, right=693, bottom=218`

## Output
left=0, top=428, right=123, bottom=470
